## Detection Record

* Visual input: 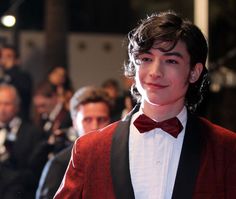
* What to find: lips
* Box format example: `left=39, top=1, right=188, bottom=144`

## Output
left=145, top=82, right=168, bottom=89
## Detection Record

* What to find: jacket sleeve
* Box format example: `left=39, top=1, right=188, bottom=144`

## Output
left=53, top=139, right=84, bottom=199
left=36, top=148, right=71, bottom=199
left=226, top=138, right=236, bottom=198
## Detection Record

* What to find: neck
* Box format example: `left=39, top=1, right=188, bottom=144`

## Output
left=141, top=100, right=185, bottom=122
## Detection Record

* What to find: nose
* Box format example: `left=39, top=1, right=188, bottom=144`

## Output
left=149, top=59, right=163, bottom=78
left=90, top=119, right=99, bottom=130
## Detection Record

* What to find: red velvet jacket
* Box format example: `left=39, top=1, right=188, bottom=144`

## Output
left=54, top=110, right=236, bottom=199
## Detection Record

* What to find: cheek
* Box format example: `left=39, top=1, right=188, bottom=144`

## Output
left=173, top=76, right=190, bottom=94
left=171, top=68, right=190, bottom=84
left=134, top=73, right=143, bottom=92
left=82, top=123, right=94, bottom=134
left=74, top=116, right=83, bottom=131
left=135, top=67, right=144, bottom=84
left=182, top=71, right=192, bottom=86
left=98, top=121, right=109, bottom=129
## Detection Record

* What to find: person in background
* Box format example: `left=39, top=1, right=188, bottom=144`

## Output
left=121, top=92, right=135, bottom=118
left=33, top=81, right=72, bottom=137
left=47, top=66, right=74, bottom=111
left=0, top=44, right=32, bottom=120
left=121, top=77, right=136, bottom=118
left=102, top=78, right=124, bottom=122
left=0, top=84, right=43, bottom=199
left=30, top=81, right=72, bottom=180
left=35, top=86, right=111, bottom=199
left=54, top=11, right=236, bottom=199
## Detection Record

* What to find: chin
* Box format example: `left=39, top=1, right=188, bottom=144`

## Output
left=144, top=97, right=163, bottom=106
left=144, top=94, right=162, bottom=104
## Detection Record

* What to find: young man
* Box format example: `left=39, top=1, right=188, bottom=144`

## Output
left=54, top=11, right=236, bottom=199
left=36, top=86, right=111, bottom=199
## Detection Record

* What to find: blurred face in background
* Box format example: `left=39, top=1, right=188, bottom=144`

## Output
left=74, top=102, right=110, bottom=136
left=0, top=48, right=17, bottom=69
left=103, top=86, right=119, bottom=100
left=48, top=67, right=66, bottom=86
left=33, top=94, right=57, bottom=116
left=0, top=87, right=19, bottom=124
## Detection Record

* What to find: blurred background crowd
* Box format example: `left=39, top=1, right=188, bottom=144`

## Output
left=0, top=0, right=236, bottom=198
left=0, top=43, right=135, bottom=198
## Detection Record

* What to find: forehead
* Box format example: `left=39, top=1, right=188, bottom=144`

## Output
left=0, top=88, right=17, bottom=103
left=33, top=95, right=52, bottom=103
left=153, top=40, right=188, bottom=53
left=52, top=67, right=65, bottom=74
left=148, top=40, right=190, bottom=61
left=1, top=48, right=15, bottom=56
left=77, top=102, right=109, bottom=115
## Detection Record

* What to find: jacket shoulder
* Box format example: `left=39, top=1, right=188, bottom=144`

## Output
left=199, top=117, right=236, bottom=148
left=74, top=121, right=120, bottom=153
left=200, top=117, right=236, bottom=137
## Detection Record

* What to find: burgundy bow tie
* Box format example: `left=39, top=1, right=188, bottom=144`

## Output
left=133, top=114, right=183, bottom=138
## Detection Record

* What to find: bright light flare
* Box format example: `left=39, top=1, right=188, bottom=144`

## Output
left=1, top=15, right=16, bottom=27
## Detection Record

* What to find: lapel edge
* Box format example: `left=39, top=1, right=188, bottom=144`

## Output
left=172, top=113, right=203, bottom=199
left=110, top=105, right=140, bottom=199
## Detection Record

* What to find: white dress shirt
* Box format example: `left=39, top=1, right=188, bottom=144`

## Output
left=129, top=107, right=187, bottom=199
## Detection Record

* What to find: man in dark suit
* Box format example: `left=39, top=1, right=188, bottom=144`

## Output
left=33, top=81, right=72, bottom=136
left=54, top=11, right=236, bottom=199
left=30, top=81, right=73, bottom=181
left=0, top=44, right=32, bottom=120
left=36, top=86, right=112, bottom=199
left=0, top=84, right=43, bottom=199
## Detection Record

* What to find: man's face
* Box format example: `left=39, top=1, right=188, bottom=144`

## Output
left=0, top=88, right=18, bottom=123
left=33, top=95, right=56, bottom=115
left=0, top=48, right=17, bottom=69
left=134, top=40, right=202, bottom=108
left=74, top=102, right=110, bottom=136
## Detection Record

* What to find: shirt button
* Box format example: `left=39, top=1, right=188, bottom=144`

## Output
left=156, top=160, right=161, bottom=164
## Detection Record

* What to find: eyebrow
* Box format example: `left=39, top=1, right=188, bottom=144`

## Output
left=138, top=50, right=184, bottom=60
left=163, top=52, right=184, bottom=59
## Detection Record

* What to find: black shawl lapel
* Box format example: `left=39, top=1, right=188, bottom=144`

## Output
left=172, top=113, right=203, bottom=199
left=110, top=105, right=139, bottom=199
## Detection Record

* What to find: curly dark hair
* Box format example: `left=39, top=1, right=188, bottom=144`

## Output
left=124, top=10, right=210, bottom=112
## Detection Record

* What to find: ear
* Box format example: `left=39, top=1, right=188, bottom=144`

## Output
left=189, top=63, right=203, bottom=83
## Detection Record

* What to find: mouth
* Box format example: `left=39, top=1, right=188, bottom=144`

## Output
left=145, top=82, right=168, bottom=89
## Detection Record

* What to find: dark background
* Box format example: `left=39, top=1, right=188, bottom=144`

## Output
left=1, top=0, right=236, bottom=63
left=1, top=0, right=236, bottom=131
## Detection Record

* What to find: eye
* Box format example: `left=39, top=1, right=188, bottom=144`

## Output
left=97, top=117, right=109, bottom=124
left=135, top=55, right=152, bottom=65
left=165, top=59, right=179, bottom=64
left=83, top=117, right=92, bottom=124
